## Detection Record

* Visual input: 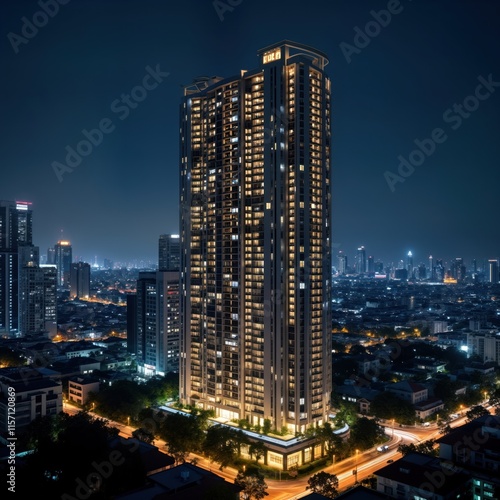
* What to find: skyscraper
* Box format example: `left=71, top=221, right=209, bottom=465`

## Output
left=407, top=251, right=414, bottom=279
left=19, top=263, right=57, bottom=337
left=338, top=251, right=347, bottom=275
left=54, top=240, right=72, bottom=288
left=158, top=234, right=180, bottom=271
left=180, top=41, right=332, bottom=444
left=133, top=270, right=180, bottom=376
left=70, top=262, right=91, bottom=299
left=489, top=260, right=499, bottom=284
left=0, top=200, right=33, bottom=337
left=356, top=246, right=366, bottom=274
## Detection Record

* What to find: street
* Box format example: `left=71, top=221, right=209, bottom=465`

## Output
left=62, top=401, right=488, bottom=499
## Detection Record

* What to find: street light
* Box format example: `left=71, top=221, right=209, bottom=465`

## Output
left=392, top=419, right=395, bottom=438
left=354, top=449, right=359, bottom=484
left=127, top=416, right=130, bottom=426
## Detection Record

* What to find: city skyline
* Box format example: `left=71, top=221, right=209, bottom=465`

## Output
left=1, top=0, right=500, bottom=263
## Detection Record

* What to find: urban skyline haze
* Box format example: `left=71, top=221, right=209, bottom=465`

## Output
left=1, top=0, right=499, bottom=265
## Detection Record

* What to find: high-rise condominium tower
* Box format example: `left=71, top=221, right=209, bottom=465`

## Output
left=70, top=262, right=91, bottom=299
left=54, top=240, right=72, bottom=288
left=180, top=41, right=332, bottom=436
left=158, top=234, right=180, bottom=271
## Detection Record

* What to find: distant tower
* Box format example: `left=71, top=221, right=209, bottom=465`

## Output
left=356, top=246, right=366, bottom=274
left=367, top=255, right=374, bottom=274
left=489, top=260, right=499, bottom=283
left=429, top=255, right=434, bottom=280
left=338, top=251, right=347, bottom=274
left=158, top=234, right=180, bottom=271
left=407, top=251, right=414, bottom=278
left=133, top=270, right=180, bottom=375
left=70, top=262, right=91, bottom=299
left=19, top=263, right=57, bottom=337
left=451, top=258, right=466, bottom=282
left=47, top=247, right=55, bottom=265
left=54, top=240, right=72, bottom=288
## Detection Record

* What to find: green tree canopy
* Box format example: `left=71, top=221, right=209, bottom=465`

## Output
left=307, top=471, right=339, bottom=499
left=235, top=469, right=269, bottom=500
left=370, top=392, right=416, bottom=425
left=349, top=417, right=384, bottom=450
left=160, top=411, right=206, bottom=463
left=466, top=405, right=490, bottom=422
left=202, top=425, right=248, bottom=470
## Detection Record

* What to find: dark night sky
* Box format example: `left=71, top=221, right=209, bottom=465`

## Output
left=1, top=0, right=499, bottom=267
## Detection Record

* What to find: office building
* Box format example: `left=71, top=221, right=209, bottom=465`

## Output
left=0, top=374, right=62, bottom=431
left=180, top=40, right=332, bottom=450
left=47, top=246, right=55, bottom=265
left=338, top=251, right=347, bottom=275
left=19, top=262, right=57, bottom=338
left=54, top=240, right=72, bottom=288
left=0, top=200, right=33, bottom=337
left=126, top=293, right=138, bottom=355
left=159, top=234, right=180, bottom=271
left=70, top=262, right=91, bottom=299
left=406, top=251, right=413, bottom=278
left=356, top=246, right=366, bottom=274
left=450, top=257, right=466, bottom=282
left=467, top=331, right=500, bottom=366
left=489, top=259, right=499, bottom=283
left=134, top=270, right=180, bottom=376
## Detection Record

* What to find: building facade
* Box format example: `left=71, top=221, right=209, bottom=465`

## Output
left=134, top=270, right=180, bottom=376
left=0, top=200, right=33, bottom=338
left=70, top=262, right=91, bottom=299
left=180, top=41, right=332, bottom=437
left=54, top=240, right=72, bottom=288
left=159, top=234, right=180, bottom=272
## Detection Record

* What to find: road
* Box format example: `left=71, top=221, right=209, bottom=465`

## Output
left=62, top=402, right=488, bottom=499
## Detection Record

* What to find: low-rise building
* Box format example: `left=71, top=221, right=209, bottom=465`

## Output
left=374, top=452, right=469, bottom=499
left=436, top=414, right=500, bottom=498
left=0, top=375, right=62, bottom=433
left=67, top=376, right=99, bottom=405
left=386, top=380, right=428, bottom=404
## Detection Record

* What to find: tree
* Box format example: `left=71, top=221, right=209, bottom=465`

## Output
left=360, top=475, right=377, bottom=489
left=0, top=346, right=26, bottom=367
left=160, top=412, right=205, bottom=463
left=370, top=392, right=416, bottom=425
left=349, top=417, right=384, bottom=450
left=307, top=471, right=339, bottom=499
left=202, top=425, right=243, bottom=470
left=333, top=401, right=358, bottom=427
left=466, top=405, right=490, bottom=422
left=398, top=439, right=437, bottom=456
left=204, top=481, right=240, bottom=500
left=249, top=441, right=267, bottom=462
left=235, top=469, right=269, bottom=500
left=262, top=418, right=272, bottom=435
left=349, top=344, right=367, bottom=356
left=132, top=427, right=155, bottom=444
left=16, top=412, right=144, bottom=498
left=315, top=423, right=342, bottom=461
